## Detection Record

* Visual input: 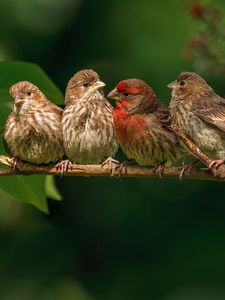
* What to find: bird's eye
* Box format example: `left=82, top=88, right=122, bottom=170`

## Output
left=123, top=93, right=130, bottom=97
left=83, top=83, right=89, bottom=87
left=27, top=91, right=32, bottom=97
left=180, top=80, right=186, bottom=86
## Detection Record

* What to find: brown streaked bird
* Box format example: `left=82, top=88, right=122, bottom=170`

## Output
left=3, top=81, right=64, bottom=165
left=108, top=79, right=184, bottom=173
left=62, top=69, right=118, bottom=165
left=168, top=71, right=225, bottom=169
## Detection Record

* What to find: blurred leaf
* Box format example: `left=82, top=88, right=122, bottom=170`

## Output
left=0, top=61, right=64, bottom=212
left=0, top=175, right=48, bottom=213
left=45, top=176, right=62, bottom=201
left=38, top=278, right=94, bottom=300
left=0, top=188, right=23, bottom=230
left=0, top=61, right=63, bottom=105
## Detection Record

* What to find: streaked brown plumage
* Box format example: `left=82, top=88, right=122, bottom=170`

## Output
left=168, top=71, right=225, bottom=166
left=108, top=79, right=184, bottom=167
left=62, top=69, right=118, bottom=164
left=3, top=81, right=64, bottom=164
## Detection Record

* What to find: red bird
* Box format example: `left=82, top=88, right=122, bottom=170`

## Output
left=108, top=79, right=184, bottom=174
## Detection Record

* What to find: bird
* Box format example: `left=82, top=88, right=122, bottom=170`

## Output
left=3, top=81, right=64, bottom=166
left=61, top=69, right=118, bottom=167
left=168, top=71, right=225, bottom=169
left=107, top=78, right=184, bottom=175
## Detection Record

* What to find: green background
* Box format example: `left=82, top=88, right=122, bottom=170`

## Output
left=0, top=0, right=225, bottom=299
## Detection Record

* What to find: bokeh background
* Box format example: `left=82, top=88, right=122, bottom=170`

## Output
left=1, top=0, right=225, bottom=299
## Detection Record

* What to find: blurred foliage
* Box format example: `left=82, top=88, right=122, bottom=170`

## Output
left=184, top=1, right=225, bottom=77
left=0, top=0, right=225, bottom=299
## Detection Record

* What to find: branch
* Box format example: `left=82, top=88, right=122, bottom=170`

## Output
left=170, top=124, right=225, bottom=178
left=0, top=155, right=223, bottom=181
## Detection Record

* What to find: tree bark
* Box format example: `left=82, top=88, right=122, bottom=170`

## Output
left=0, top=155, right=223, bottom=181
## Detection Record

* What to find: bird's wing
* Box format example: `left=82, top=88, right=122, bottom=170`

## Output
left=154, top=104, right=172, bottom=129
left=191, top=96, right=225, bottom=132
left=2, top=134, right=11, bottom=156
left=2, top=119, right=12, bottom=156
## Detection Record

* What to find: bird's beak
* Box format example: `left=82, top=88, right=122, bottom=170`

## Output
left=94, top=80, right=106, bottom=90
left=167, top=81, right=178, bottom=90
left=107, top=88, right=121, bottom=101
left=13, top=94, right=24, bottom=106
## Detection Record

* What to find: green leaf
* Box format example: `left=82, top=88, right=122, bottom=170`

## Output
left=0, top=61, right=64, bottom=105
left=0, top=61, right=64, bottom=212
left=45, top=176, right=62, bottom=201
left=0, top=175, right=48, bottom=213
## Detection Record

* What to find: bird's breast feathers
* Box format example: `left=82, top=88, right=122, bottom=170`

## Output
left=113, top=109, right=149, bottom=145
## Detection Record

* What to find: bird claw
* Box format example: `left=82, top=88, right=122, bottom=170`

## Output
left=153, top=163, right=165, bottom=179
left=56, top=159, right=73, bottom=176
left=101, top=157, right=119, bottom=173
left=209, top=159, right=225, bottom=177
left=209, top=159, right=224, bottom=170
left=112, top=160, right=128, bottom=177
left=9, top=157, right=19, bottom=170
left=179, top=163, right=195, bottom=180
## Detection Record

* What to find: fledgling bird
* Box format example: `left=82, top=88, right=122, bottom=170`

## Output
left=168, top=71, right=225, bottom=168
left=3, top=81, right=64, bottom=165
left=62, top=69, right=118, bottom=165
left=108, top=79, right=184, bottom=172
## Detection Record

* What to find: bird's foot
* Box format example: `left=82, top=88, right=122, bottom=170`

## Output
left=209, top=159, right=224, bottom=169
left=112, top=160, right=129, bottom=177
left=9, top=157, right=19, bottom=170
left=101, top=157, right=119, bottom=173
left=56, top=159, right=73, bottom=176
left=153, top=162, right=165, bottom=179
left=209, top=159, right=225, bottom=177
left=179, top=159, right=199, bottom=180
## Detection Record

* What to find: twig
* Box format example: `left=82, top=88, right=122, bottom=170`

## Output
left=0, top=154, right=223, bottom=181
left=170, top=124, right=225, bottom=178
